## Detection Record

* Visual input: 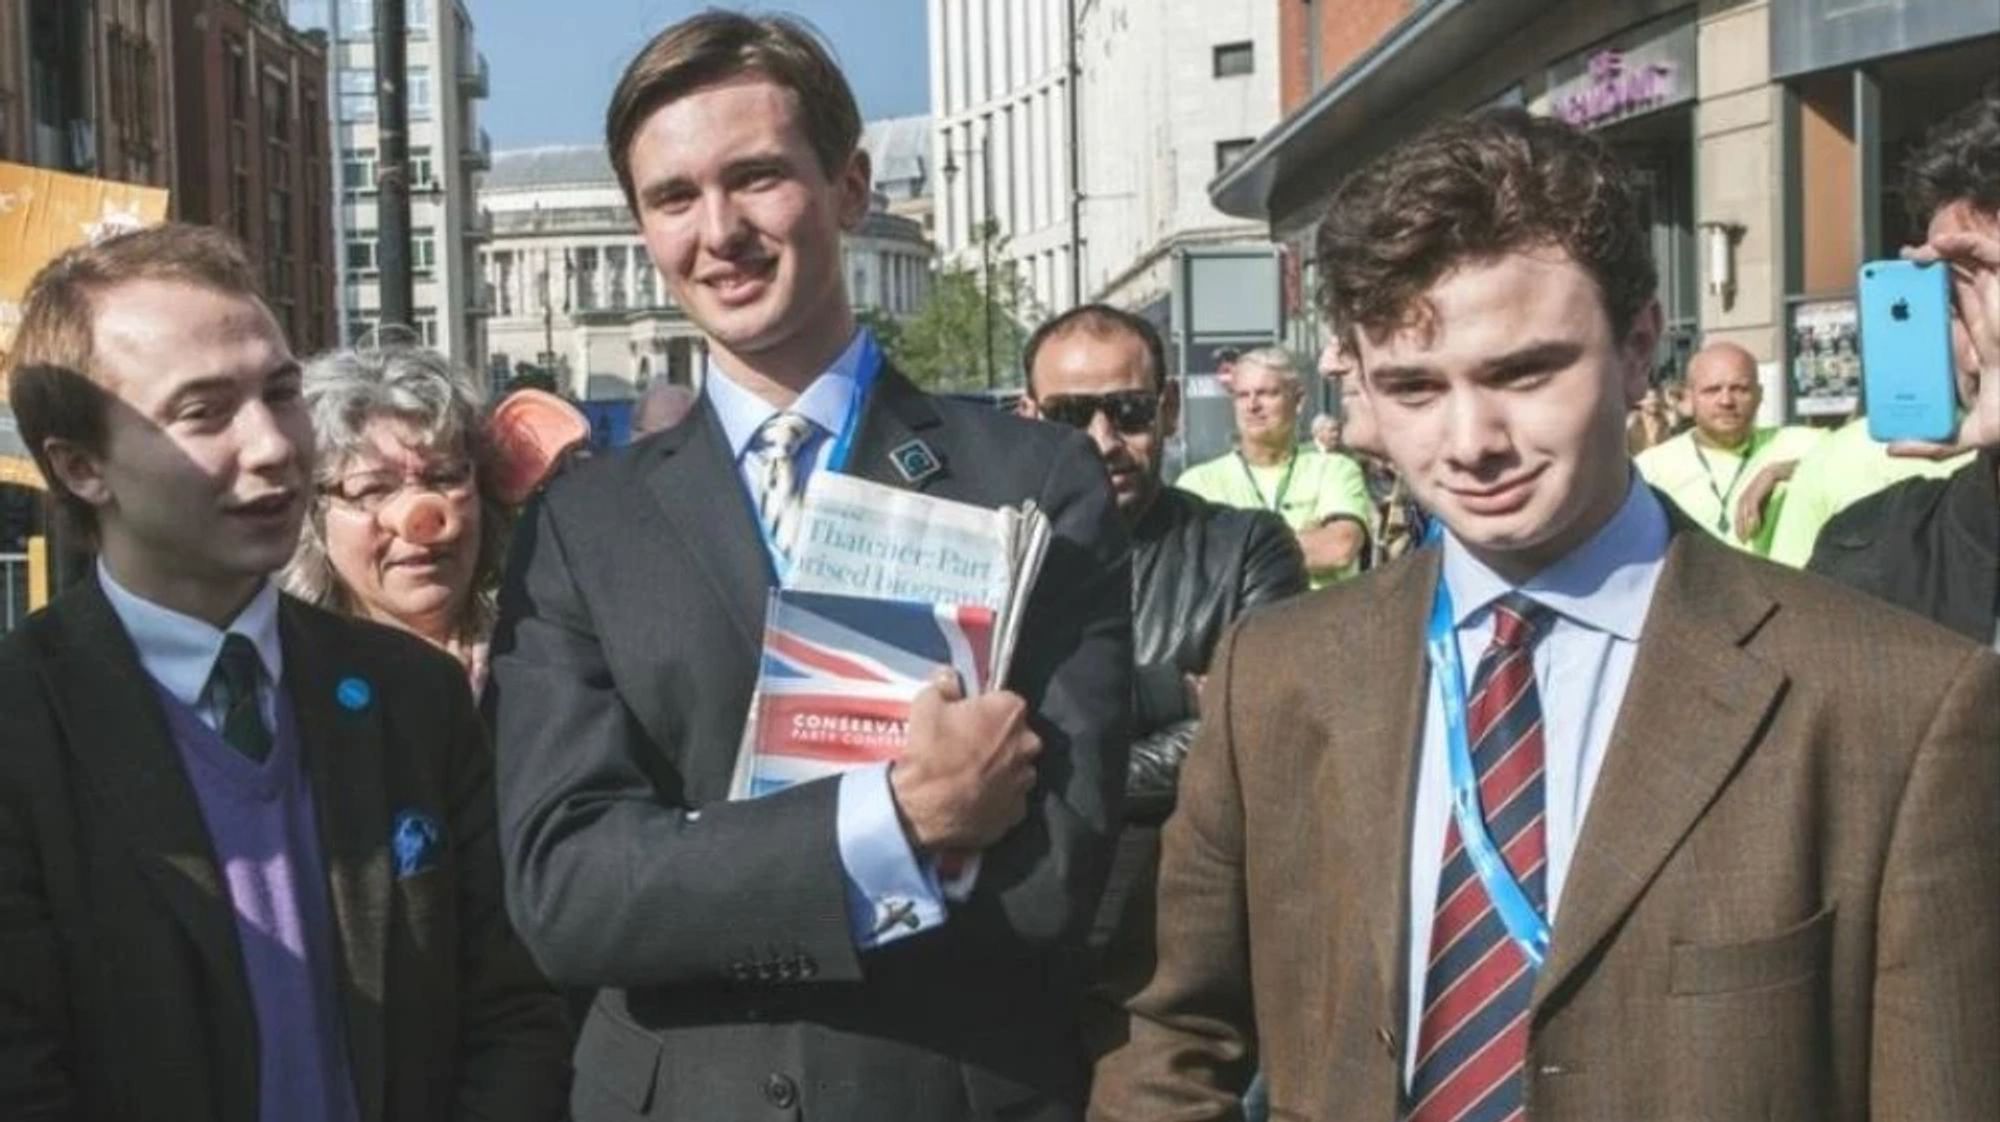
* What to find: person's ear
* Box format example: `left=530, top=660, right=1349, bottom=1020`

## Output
left=836, top=149, right=872, bottom=232
left=1620, top=300, right=1663, bottom=409
left=1159, top=379, right=1181, bottom=440
left=1015, top=393, right=1040, bottom=419
left=40, top=438, right=113, bottom=511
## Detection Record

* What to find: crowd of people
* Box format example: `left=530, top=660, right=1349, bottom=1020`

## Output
left=0, top=9, right=1995, bottom=1122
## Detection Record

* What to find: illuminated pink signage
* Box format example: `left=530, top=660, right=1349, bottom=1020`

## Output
left=1553, top=47, right=1682, bottom=129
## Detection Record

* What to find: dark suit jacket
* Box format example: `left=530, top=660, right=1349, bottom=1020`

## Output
left=488, top=368, right=1132, bottom=1121
left=1090, top=526, right=2000, bottom=1122
left=0, top=580, right=571, bottom=1121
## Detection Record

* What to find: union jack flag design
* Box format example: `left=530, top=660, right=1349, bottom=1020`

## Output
left=745, top=590, right=997, bottom=798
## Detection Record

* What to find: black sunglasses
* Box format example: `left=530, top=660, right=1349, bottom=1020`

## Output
left=1038, top=391, right=1160, bottom=434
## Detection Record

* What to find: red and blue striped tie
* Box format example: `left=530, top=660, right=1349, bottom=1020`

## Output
left=1408, top=593, right=1554, bottom=1122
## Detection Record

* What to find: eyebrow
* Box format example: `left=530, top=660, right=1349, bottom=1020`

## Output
left=636, top=153, right=794, bottom=206
left=159, top=360, right=300, bottom=409
left=1367, top=339, right=1583, bottom=386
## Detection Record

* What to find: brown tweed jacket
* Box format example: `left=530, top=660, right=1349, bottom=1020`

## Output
left=1089, top=526, right=2000, bottom=1122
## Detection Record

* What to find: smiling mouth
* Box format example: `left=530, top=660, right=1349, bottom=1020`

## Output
left=702, top=259, right=776, bottom=295
left=229, top=491, right=297, bottom=518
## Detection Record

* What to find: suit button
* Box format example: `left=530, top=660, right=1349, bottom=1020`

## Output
left=763, top=1072, right=798, bottom=1109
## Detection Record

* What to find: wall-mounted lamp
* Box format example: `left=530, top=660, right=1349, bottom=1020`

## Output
left=1698, top=220, right=1746, bottom=309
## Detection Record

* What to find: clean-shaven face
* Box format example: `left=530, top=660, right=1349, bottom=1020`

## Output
left=1231, top=363, right=1299, bottom=448
left=1355, top=248, right=1655, bottom=577
left=626, top=75, right=870, bottom=368
left=1684, top=349, right=1761, bottom=447
left=80, top=279, right=312, bottom=599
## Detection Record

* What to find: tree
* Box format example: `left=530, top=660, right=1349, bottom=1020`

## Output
left=881, top=223, right=1040, bottom=392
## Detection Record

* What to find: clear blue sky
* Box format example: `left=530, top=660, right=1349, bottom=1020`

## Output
left=477, top=0, right=930, bottom=149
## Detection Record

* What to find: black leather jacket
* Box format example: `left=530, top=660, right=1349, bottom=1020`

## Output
left=1809, top=450, right=1998, bottom=646
left=1085, top=486, right=1305, bottom=962
left=1124, top=486, right=1308, bottom=823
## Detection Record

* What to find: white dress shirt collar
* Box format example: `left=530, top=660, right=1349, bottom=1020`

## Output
left=704, top=328, right=870, bottom=463
left=1440, top=471, right=1671, bottom=641
left=97, top=560, right=284, bottom=707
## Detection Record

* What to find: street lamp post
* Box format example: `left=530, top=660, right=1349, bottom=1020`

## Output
left=942, top=128, right=996, bottom=390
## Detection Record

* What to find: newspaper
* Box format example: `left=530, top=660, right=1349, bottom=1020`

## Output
left=727, top=473, right=1054, bottom=901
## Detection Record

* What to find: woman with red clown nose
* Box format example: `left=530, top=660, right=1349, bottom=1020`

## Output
left=285, top=342, right=586, bottom=692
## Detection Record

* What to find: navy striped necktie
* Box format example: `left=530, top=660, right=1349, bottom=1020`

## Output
left=1408, top=592, right=1555, bottom=1122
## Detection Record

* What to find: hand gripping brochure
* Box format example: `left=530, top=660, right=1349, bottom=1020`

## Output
left=728, top=472, right=1053, bottom=901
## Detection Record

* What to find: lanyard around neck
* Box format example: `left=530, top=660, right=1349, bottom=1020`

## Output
left=1690, top=431, right=1761, bottom=536
left=749, top=331, right=885, bottom=581
left=1421, top=529, right=1554, bottom=968
left=1235, top=448, right=1298, bottom=514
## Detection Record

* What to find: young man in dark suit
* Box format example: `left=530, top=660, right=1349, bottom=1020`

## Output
left=0, top=224, right=569, bottom=1120
left=486, top=12, right=1130, bottom=1121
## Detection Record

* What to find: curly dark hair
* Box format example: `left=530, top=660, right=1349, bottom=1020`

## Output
left=1315, top=108, right=1657, bottom=347
left=1903, top=85, right=2000, bottom=228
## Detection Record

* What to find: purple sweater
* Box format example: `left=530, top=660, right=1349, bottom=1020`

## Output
left=156, top=685, right=360, bottom=1122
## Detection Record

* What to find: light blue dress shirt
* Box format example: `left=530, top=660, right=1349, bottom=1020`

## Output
left=98, top=560, right=284, bottom=733
left=704, top=328, right=947, bottom=950
left=1402, top=474, right=1670, bottom=1081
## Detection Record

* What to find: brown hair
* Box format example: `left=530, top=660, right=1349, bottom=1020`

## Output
left=1902, top=84, right=2000, bottom=228
left=605, top=10, right=862, bottom=209
left=1315, top=108, right=1657, bottom=347
left=4, top=223, right=265, bottom=538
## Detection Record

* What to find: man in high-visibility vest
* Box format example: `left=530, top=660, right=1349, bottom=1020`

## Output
left=1176, top=346, right=1373, bottom=586
left=1634, top=341, right=1822, bottom=556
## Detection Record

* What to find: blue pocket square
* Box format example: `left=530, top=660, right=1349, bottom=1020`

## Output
left=391, top=809, right=446, bottom=878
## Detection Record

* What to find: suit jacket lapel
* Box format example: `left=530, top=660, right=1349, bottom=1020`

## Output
left=49, top=581, right=250, bottom=979
left=1532, top=530, right=1786, bottom=1010
left=1325, top=550, right=1436, bottom=1064
left=847, top=367, right=950, bottom=495
left=44, top=579, right=259, bottom=1104
left=642, top=403, right=775, bottom=654
left=283, top=601, right=390, bottom=1121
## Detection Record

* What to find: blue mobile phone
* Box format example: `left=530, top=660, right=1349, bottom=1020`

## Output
left=1857, top=259, right=1958, bottom=443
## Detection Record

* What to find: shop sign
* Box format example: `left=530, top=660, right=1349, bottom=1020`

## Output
left=1541, top=14, right=1697, bottom=131
left=1788, top=297, right=1861, bottom=418
left=1772, top=0, right=1999, bottom=80
left=0, top=161, right=170, bottom=358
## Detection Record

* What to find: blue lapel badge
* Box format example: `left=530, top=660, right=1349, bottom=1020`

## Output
left=391, top=809, right=445, bottom=878
left=889, top=439, right=941, bottom=484
left=336, top=676, right=373, bottom=712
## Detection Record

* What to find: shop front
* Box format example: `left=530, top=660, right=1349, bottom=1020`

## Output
left=1209, top=0, right=1707, bottom=380
left=0, top=408, right=50, bottom=633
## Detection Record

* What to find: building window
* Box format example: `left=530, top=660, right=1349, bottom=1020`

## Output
left=338, top=70, right=374, bottom=122
left=408, top=67, right=432, bottom=119
left=346, top=236, right=376, bottom=272
left=606, top=245, right=628, bottom=309
left=406, top=0, right=430, bottom=32
left=413, top=227, right=436, bottom=273
left=1213, top=41, right=1255, bottom=78
left=410, top=146, right=434, bottom=190
left=342, top=146, right=376, bottom=191
left=1215, top=138, right=1256, bottom=174
left=574, top=248, right=597, bottom=311
left=414, top=308, right=437, bottom=346
left=635, top=257, right=657, bottom=308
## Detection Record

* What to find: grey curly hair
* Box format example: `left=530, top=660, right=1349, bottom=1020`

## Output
left=282, top=345, right=508, bottom=641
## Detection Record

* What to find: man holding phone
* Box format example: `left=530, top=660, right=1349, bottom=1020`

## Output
left=1810, top=89, right=2000, bottom=645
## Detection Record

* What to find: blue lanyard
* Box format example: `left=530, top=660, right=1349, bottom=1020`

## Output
left=751, top=330, right=886, bottom=581
left=1422, top=532, right=1554, bottom=968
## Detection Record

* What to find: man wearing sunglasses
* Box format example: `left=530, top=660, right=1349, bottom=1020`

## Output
left=1176, top=347, right=1374, bottom=587
left=1019, top=304, right=1306, bottom=1025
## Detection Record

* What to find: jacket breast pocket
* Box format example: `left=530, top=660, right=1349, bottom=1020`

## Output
left=1670, top=903, right=1834, bottom=996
